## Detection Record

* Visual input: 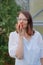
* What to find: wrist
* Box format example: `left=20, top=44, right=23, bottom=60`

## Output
left=19, top=34, right=23, bottom=39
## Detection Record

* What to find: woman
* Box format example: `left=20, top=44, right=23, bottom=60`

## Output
left=8, top=11, right=43, bottom=65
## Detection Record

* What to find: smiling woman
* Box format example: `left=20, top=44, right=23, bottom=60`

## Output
left=8, top=10, right=43, bottom=65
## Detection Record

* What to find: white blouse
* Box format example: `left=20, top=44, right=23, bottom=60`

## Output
left=8, top=30, right=43, bottom=65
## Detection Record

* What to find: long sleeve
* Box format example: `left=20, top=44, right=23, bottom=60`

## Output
left=8, top=32, right=18, bottom=58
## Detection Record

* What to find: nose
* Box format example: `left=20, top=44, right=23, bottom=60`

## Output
left=18, top=19, right=23, bottom=23
left=20, top=19, right=23, bottom=23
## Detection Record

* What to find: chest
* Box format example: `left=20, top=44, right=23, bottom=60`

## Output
left=23, top=37, right=41, bottom=58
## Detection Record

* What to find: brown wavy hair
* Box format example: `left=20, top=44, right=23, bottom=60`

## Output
left=17, top=10, right=34, bottom=36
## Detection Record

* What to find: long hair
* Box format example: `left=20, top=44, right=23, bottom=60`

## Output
left=17, top=10, right=33, bottom=36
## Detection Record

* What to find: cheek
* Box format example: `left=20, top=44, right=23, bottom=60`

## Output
left=23, top=24, right=27, bottom=28
left=17, top=21, right=20, bottom=24
left=17, top=21, right=21, bottom=25
left=24, top=22, right=27, bottom=26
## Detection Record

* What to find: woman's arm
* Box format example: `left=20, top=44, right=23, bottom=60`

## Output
left=15, top=35, right=24, bottom=59
left=40, top=58, right=43, bottom=65
left=8, top=32, right=24, bottom=59
left=15, top=23, right=25, bottom=59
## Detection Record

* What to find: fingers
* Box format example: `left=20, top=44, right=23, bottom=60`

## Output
left=16, top=23, right=23, bottom=31
left=16, top=22, right=25, bottom=36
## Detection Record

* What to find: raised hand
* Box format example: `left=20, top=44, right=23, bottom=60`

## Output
left=16, top=22, right=25, bottom=36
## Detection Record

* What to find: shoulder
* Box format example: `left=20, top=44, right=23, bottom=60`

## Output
left=34, top=30, right=42, bottom=39
left=9, top=31, right=18, bottom=38
left=9, top=31, right=18, bottom=36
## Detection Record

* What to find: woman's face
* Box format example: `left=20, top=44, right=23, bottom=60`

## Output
left=17, top=13, right=28, bottom=29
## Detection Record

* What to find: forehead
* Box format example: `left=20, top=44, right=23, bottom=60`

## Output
left=18, top=13, right=27, bottom=18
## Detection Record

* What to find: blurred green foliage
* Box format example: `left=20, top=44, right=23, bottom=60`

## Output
left=0, top=0, right=21, bottom=34
left=0, top=0, right=21, bottom=65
